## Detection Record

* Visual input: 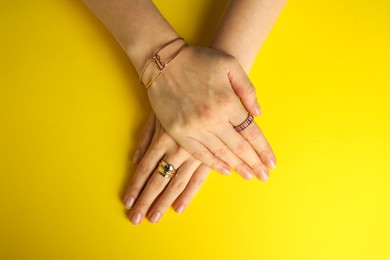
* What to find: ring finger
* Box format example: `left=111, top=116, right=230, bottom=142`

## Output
left=146, top=159, right=201, bottom=223
left=128, top=154, right=185, bottom=225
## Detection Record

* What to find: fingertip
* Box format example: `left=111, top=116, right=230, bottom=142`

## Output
left=221, top=166, right=231, bottom=175
left=267, top=158, right=276, bottom=169
left=175, top=204, right=186, bottom=214
left=253, top=104, right=262, bottom=117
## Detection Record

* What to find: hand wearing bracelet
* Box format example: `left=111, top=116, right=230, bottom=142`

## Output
left=139, top=37, right=188, bottom=89
left=145, top=41, right=275, bottom=181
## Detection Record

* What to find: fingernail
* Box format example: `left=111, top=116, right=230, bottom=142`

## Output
left=243, top=168, right=254, bottom=180
left=130, top=211, right=143, bottom=225
left=221, top=167, right=231, bottom=175
left=149, top=212, right=162, bottom=223
left=176, top=204, right=186, bottom=214
left=254, top=105, right=261, bottom=116
left=132, top=150, right=140, bottom=163
left=267, top=158, right=276, bottom=169
left=124, top=197, right=135, bottom=209
left=260, top=169, right=269, bottom=181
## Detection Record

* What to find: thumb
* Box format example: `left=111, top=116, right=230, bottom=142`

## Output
left=228, top=62, right=262, bottom=116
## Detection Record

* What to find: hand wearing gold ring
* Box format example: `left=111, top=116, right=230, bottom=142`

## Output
left=123, top=111, right=275, bottom=225
left=123, top=113, right=210, bottom=225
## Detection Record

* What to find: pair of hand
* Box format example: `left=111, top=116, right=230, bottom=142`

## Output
left=123, top=45, right=276, bottom=224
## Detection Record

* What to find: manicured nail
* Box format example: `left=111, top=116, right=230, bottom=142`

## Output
left=149, top=212, right=162, bottom=223
left=260, top=169, right=269, bottom=181
left=176, top=204, right=186, bottom=214
left=132, top=150, right=140, bottom=163
left=130, top=211, right=142, bottom=225
left=243, top=168, right=254, bottom=180
left=125, top=197, right=135, bottom=209
left=267, top=158, right=276, bottom=169
left=221, top=167, right=231, bottom=175
left=254, top=104, right=262, bottom=116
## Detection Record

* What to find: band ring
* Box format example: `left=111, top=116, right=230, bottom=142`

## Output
left=157, top=160, right=176, bottom=179
left=234, top=113, right=254, bottom=132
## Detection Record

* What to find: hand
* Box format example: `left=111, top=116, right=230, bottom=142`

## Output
left=123, top=110, right=275, bottom=224
left=123, top=112, right=211, bottom=225
left=147, top=45, right=276, bottom=180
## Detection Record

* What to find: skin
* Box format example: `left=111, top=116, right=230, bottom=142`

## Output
left=83, top=0, right=273, bottom=179
left=82, top=0, right=287, bottom=224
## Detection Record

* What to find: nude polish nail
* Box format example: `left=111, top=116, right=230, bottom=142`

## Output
left=221, top=167, right=231, bottom=175
left=125, top=197, right=135, bottom=209
left=267, top=158, right=276, bottom=169
left=149, top=212, right=162, bottom=223
left=254, top=105, right=262, bottom=116
left=176, top=204, right=186, bottom=214
left=243, top=169, right=254, bottom=180
left=260, top=169, right=269, bottom=181
left=130, top=212, right=142, bottom=225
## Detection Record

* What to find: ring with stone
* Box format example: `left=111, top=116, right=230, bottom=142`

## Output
left=157, top=160, right=176, bottom=179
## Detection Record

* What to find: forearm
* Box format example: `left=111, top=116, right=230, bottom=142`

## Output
left=82, top=0, right=178, bottom=74
left=211, top=0, right=287, bottom=73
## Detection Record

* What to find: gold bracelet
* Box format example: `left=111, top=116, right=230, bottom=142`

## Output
left=139, top=37, right=188, bottom=90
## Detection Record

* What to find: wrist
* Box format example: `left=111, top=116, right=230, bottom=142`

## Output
left=125, top=30, right=180, bottom=75
left=139, top=37, right=188, bottom=90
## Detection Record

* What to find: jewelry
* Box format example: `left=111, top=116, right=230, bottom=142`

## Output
left=234, top=114, right=254, bottom=132
left=157, top=160, right=176, bottom=179
left=139, top=37, right=188, bottom=90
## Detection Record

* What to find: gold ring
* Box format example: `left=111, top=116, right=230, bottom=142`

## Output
left=157, top=160, right=176, bottom=179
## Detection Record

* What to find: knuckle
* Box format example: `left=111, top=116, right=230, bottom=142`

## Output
left=150, top=177, right=165, bottom=191
left=200, top=105, right=217, bottom=123
left=152, top=202, right=169, bottom=213
left=245, top=126, right=261, bottom=142
left=250, top=161, right=264, bottom=171
left=216, top=93, right=235, bottom=108
left=235, top=142, right=249, bottom=155
left=136, top=163, right=151, bottom=178
left=192, top=149, right=211, bottom=162
left=139, top=133, right=150, bottom=147
left=245, top=82, right=257, bottom=97
left=154, top=134, right=171, bottom=149
left=258, top=149, right=272, bottom=160
left=234, top=162, right=249, bottom=174
left=126, top=186, right=141, bottom=198
left=169, top=178, right=187, bottom=193
left=189, top=176, right=206, bottom=188
left=166, top=121, right=183, bottom=136
left=132, top=201, right=149, bottom=214
left=214, top=145, right=229, bottom=159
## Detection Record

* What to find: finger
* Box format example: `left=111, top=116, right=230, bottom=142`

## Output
left=202, top=132, right=255, bottom=180
left=133, top=112, right=156, bottom=163
left=227, top=60, right=261, bottom=117
left=216, top=115, right=270, bottom=181
left=172, top=164, right=211, bottom=214
left=146, top=160, right=201, bottom=223
left=123, top=144, right=165, bottom=211
left=128, top=153, right=186, bottom=225
left=179, top=136, right=231, bottom=176
left=239, top=121, right=276, bottom=170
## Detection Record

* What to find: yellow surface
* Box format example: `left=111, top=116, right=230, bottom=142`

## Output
left=0, top=0, right=389, bottom=259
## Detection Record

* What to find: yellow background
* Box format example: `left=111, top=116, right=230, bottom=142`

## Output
left=1, top=0, right=389, bottom=259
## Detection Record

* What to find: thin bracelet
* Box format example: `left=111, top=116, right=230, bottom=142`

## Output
left=145, top=42, right=188, bottom=90
left=139, top=37, right=187, bottom=89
